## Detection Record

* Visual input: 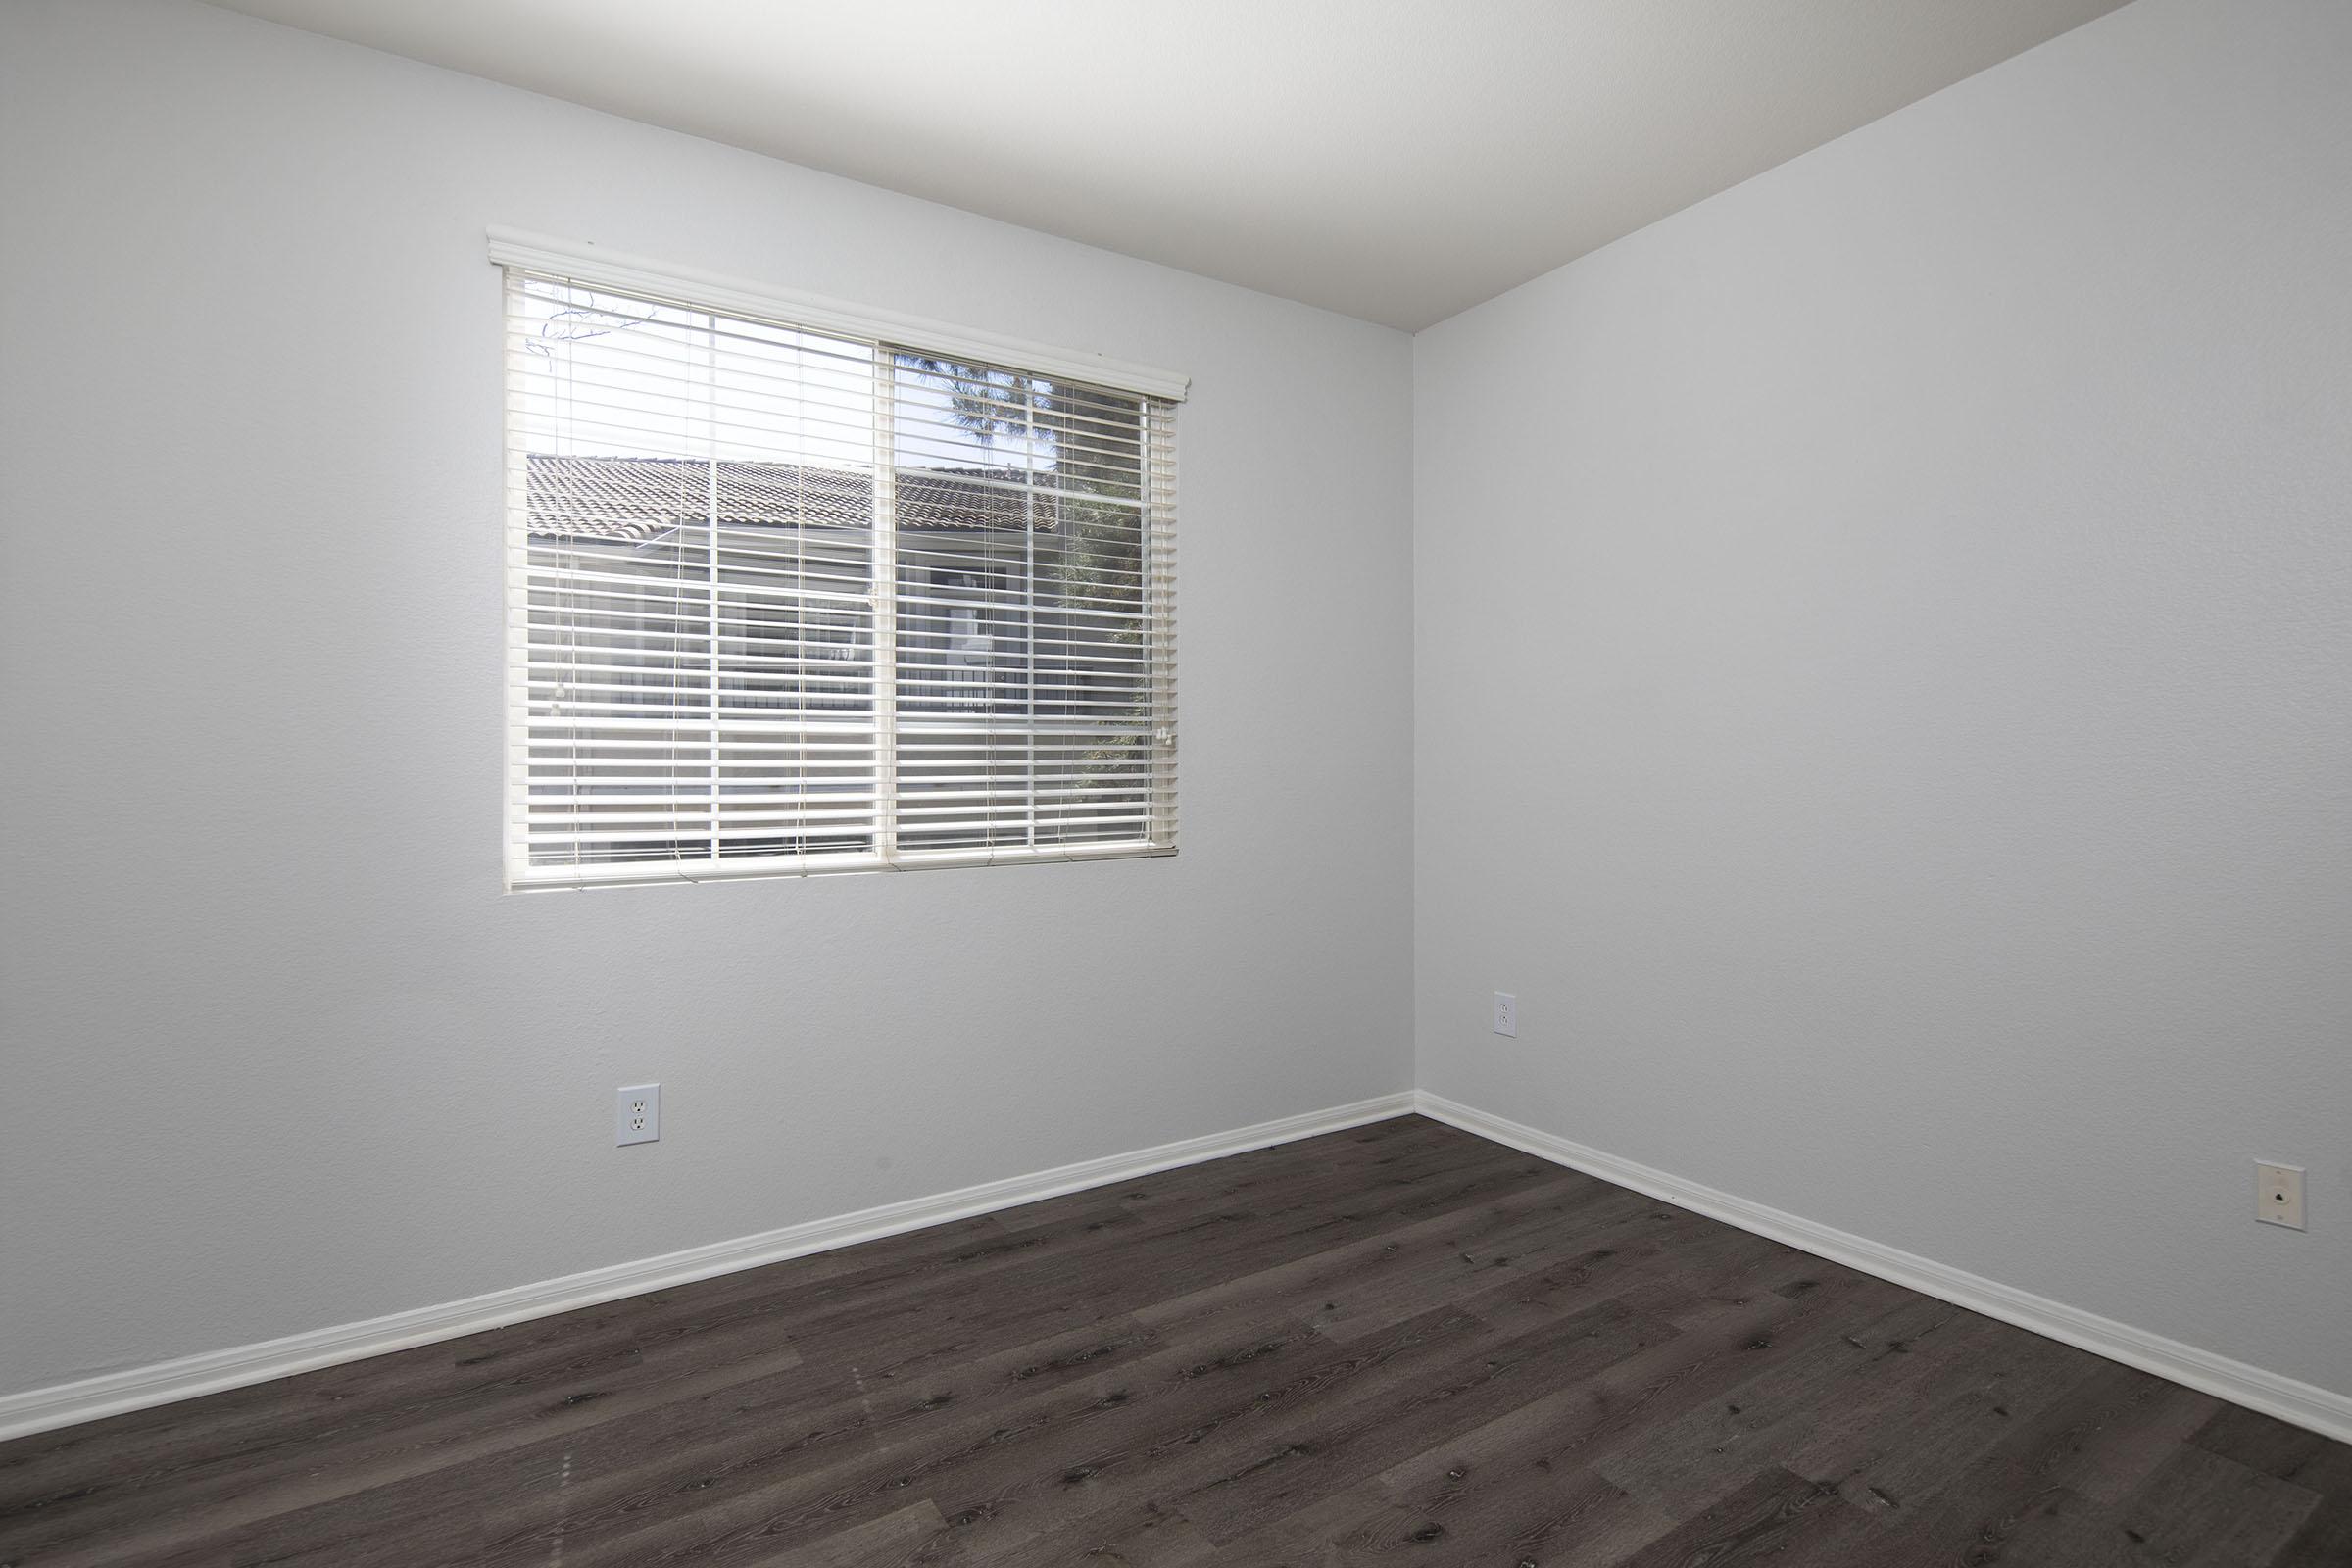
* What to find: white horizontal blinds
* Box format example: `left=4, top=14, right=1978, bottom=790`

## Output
left=889, top=355, right=1169, bottom=856
left=503, top=264, right=1177, bottom=888
left=505, top=270, right=883, bottom=884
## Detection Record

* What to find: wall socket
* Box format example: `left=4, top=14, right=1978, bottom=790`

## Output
left=2256, top=1162, right=2305, bottom=1230
left=1492, top=992, right=1517, bottom=1038
left=617, top=1084, right=661, bottom=1147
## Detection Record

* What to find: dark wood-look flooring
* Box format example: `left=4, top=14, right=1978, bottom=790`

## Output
left=3, top=1116, right=2347, bottom=1567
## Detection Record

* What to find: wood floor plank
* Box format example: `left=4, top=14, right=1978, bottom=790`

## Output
left=1355, top=1464, right=1670, bottom=1568
left=2, top=1113, right=2344, bottom=1568
left=0, top=1334, right=829, bottom=1561
left=1191, top=1483, right=1441, bottom=1566
left=1864, top=1448, right=2117, bottom=1566
left=1800, top=1325, right=2094, bottom=1521
left=2190, top=1404, right=2352, bottom=1568
left=1131, top=1173, right=1629, bottom=1346
left=18, top=1348, right=828, bottom=1568
left=1374, top=1284, right=1850, bottom=1500
left=772, top=1499, right=951, bottom=1568
left=2273, top=1499, right=2352, bottom=1568
left=2111, top=1445, right=2321, bottom=1567
left=1166, top=1296, right=1671, bottom=1544
left=855, top=1300, right=1514, bottom=1566
left=467, top=1312, right=1293, bottom=1564
left=937, top=1494, right=1218, bottom=1568
left=1984, top=1358, right=2228, bottom=1505
left=1592, top=1289, right=1971, bottom=1519
left=1604, top=1466, right=1880, bottom=1566
left=760, top=1145, right=1566, bottom=1401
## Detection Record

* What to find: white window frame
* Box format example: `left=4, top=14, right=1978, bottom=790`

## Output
left=493, top=230, right=1186, bottom=890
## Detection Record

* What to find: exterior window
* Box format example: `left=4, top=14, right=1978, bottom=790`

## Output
left=500, top=251, right=1179, bottom=888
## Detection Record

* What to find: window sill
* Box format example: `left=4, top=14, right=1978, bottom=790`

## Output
left=505, top=838, right=1177, bottom=892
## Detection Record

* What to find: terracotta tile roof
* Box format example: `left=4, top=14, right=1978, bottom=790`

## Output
left=525, top=455, right=1063, bottom=541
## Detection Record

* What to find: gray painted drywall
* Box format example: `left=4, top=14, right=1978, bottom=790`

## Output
left=0, top=0, right=1414, bottom=1396
left=1415, top=0, right=2352, bottom=1396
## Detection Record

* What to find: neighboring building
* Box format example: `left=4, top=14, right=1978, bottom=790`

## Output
left=517, top=452, right=1153, bottom=858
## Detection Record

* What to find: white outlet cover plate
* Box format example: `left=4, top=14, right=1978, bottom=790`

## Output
left=1492, top=992, right=1517, bottom=1038
left=617, top=1083, right=662, bottom=1147
left=2256, top=1162, right=2305, bottom=1230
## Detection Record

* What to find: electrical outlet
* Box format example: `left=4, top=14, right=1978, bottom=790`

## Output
left=1492, top=992, right=1517, bottom=1038
left=2256, top=1162, right=2304, bottom=1230
left=617, top=1084, right=661, bottom=1147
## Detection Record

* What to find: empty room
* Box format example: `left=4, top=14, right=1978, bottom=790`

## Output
left=2, top=1, right=2347, bottom=1563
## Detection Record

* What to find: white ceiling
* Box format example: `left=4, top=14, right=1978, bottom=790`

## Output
left=210, top=0, right=2129, bottom=330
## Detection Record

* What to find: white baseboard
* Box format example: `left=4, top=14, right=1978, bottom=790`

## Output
left=1415, top=1090, right=2352, bottom=1446
left=0, top=1092, right=1417, bottom=1444
left=13, top=1089, right=2345, bottom=1449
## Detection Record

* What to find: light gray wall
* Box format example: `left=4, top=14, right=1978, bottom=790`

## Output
left=6, top=0, right=2343, bottom=1417
left=0, top=0, right=1414, bottom=1396
left=1415, top=0, right=2352, bottom=1397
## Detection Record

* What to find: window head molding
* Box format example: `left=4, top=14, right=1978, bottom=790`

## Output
left=486, top=229, right=1190, bottom=404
